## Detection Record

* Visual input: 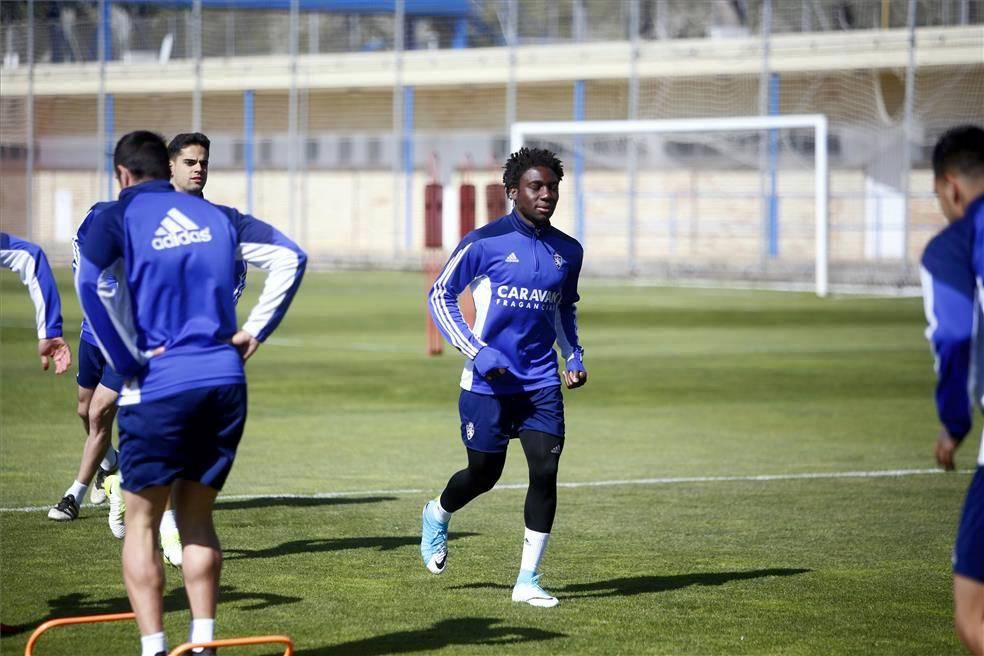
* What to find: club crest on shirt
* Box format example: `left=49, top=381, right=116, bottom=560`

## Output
left=465, top=422, right=475, bottom=440
left=553, top=252, right=563, bottom=269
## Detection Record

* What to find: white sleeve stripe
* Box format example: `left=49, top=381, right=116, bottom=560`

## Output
left=98, top=258, right=143, bottom=370
left=554, top=306, right=573, bottom=359
left=920, top=266, right=941, bottom=374
left=430, top=249, right=477, bottom=357
left=238, top=241, right=302, bottom=338
left=436, top=245, right=486, bottom=354
left=429, top=247, right=475, bottom=356
left=1, top=248, right=48, bottom=338
left=428, top=244, right=481, bottom=358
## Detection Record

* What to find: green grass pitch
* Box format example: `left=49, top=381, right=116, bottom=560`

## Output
left=0, top=269, right=977, bottom=654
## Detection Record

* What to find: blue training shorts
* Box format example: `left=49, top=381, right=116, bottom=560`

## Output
left=954, top=465, right=984, bottom=583
left=118, top=384, right=247, bottom=493
left=77, top=339, right=125, bottom=393
left=458, top=385, right=565, bottom=453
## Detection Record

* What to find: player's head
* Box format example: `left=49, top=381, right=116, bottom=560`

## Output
left=932, top=124, right=984, bottom=223
left=168, top=132, right=211, bottom=197
left=503, top=147, right=564, bottom=224
left=113, top=131, right=169, bottom=189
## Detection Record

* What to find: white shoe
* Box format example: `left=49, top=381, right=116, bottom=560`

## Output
left=105, top=474, right=125, bottom=539
left=160, top=527, right=183, bottom=567
left=512, top=573, right=559, bottom=608
left=47, top=494, right=80, bottom=521
left=90, top=465, right=115, bottom=505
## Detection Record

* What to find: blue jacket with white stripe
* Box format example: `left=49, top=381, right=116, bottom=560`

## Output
left=920, top=194, right=984, bottom=449
left=429, top=209, right=585, bottom=395
left=74, top=199, right=248, bottom=347
left=0, top=232, right=63, bottom=339
left=76, top=179, right=306, bottom=405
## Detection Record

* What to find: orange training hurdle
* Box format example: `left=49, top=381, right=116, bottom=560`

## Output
left=169, top=635, right=294, bottom=655
left=24, top=611, right=293, bottom=656
left=25, top=612, right=136, bottom=655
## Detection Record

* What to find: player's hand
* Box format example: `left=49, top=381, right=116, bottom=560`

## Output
left=38, top=337, right=72, bottom=375
left=231, top=330, right=260, bottom=363
left=935, top=427, right=960, bottom=471
left=564, top=369, right=587, bottom=389
left=486, top=367, right=507, bottom=380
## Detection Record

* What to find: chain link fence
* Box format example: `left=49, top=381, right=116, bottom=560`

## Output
left=1, top=0, right=982, bottom=289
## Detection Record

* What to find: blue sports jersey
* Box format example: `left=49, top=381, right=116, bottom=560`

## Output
left=0, top=232, right=63, bottom=339
left=76, top=179, right=306, bottom=406
left=920, top=194, right=984, bottom=466
left=73, top=202, right=116, bottom=346
left=74, top=200, right=248, bottom=346
left=429, top=209, right=585, bottom=395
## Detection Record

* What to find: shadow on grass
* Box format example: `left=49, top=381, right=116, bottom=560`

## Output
left=452, top=567, right=812, bottom=599
left=0, top=585, right=303, bottom=637
left=216, top=495, right=397, bottom=511
left=294, top=617, right=566, bottom=655
left=57, top=585, right=301, bottom=614
left=225, top=533, right=479, bottom=561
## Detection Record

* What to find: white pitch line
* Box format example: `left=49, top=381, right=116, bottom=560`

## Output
left=0, top=468, right=971, bottom=514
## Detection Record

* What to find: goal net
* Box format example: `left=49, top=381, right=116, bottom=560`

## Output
left=512, top=115, right=838, bottom=296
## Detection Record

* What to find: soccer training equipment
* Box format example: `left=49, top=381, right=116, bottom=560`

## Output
left=511, top=115, right=832, bottom=297
left=47, top=494, right=80, bottom=521
left=512, top=572, right=559, bottom=608
left=104, top=474, right=126, bottom=539
left=420, top=501, right=449, bottom=575
left=160, top=526, right=183, bottom=567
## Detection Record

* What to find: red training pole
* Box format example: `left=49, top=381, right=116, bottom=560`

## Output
left=424, top=183, right=444, bottom=356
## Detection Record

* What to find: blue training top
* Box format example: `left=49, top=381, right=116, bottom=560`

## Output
left=74, top=199, right=248, bottom=347
left=920, top=194, right=984, bottom=466
left=428, top=209, right=585, bottom=395
left=76, top=179, right=306, bottom=406
left=0, top=232, right=64, bottom=339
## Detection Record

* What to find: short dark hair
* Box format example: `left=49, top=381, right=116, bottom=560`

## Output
left=167, top=132, right=211, bottom=160
left=113, top=131, right=169, bottom=180
left=502, top=147, right=564, bottom=190
left=932, top=124, right=984, bottom=179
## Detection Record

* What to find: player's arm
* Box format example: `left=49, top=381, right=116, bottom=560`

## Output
left=920, top=231, right=976, bottom=469
left=75, top=210, right=146, bottom=377
left=227, top=209, right=307, bottom=361
left=0, top=232, right=72, bottom=373
left=555, top=249, right=586, bottom=389
left=428, top=240, right=508, bottom=378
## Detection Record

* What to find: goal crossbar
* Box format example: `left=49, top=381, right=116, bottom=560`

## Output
left=510, top=114, right=830, bottom=297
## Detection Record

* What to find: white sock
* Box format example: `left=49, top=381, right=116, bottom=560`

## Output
left=160, top=509, right=178, bottom=534
left=65, top=480, right=87, bottom=503
left=189, top=618, right=215, bottom=653
left=100, top=447, right=118, bottom=472
left=140, top=631, right=166, bottom=656
left=430, top=499, right=452, bottom=524
left=519, top=527, right=550, bottom=575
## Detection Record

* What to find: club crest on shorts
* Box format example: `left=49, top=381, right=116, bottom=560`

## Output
left=465, top=422, right=475, bottom=440
left=553, top=252, right=563, bottom=269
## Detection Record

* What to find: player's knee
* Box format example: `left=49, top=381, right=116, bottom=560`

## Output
left=529, top=454, right=560, bottom=486
left=88, top=400, right=116, bottom=428
left=76, top=401, right=89, bottom=423
left=466, top=465, right=501, bottom=493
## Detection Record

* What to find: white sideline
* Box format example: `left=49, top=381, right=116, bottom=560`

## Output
left=0, top=467, right=971, bottom=514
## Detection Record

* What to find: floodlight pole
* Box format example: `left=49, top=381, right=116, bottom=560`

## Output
left=26, top=0, right=34, bottom=239
left=626, top=0, right=640, bottom=276
left=192, top=0, right=202, bottom=132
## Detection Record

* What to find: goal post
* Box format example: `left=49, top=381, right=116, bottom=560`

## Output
left=510, top=114, right=830, bottom=297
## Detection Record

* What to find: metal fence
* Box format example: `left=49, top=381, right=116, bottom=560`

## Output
left=1, top=0, right=983, bottom=290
